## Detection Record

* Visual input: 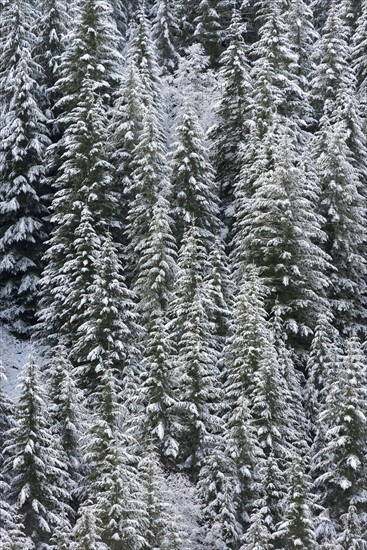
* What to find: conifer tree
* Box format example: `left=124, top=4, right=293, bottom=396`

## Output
left=109, top=61, right=145, bottom=248
left=71, top=233, right=140, bottom=396
left=173, top=43, right=218, bottom=130
left=152, top=0, right=180, bottom=74
left=311, top=3, right=367, bottom=328
left=139, top=450, right=183, bottom=549
left=47, top=344, right=85, bottom=499
left=274, top=452, right=318, bottom=549
left=3, top=356, right=72, bottom=547
left=234, top=126, right=330, bottom=336
left=312, top=120, right=367, bottom=332
left=220, top=268, right=268, bottom=536
left=171, top=225, right=221, bottom=480
left=34, top=0, right=70, bottom=109
left=198, top=439, right=243, bottom=550
left=128, top=9, right=163, bottom=108
left=82, top=368, right=146, bottom=549
left=304, top=313, right=339, bottom=430
left=0, top=0, right=50, bottom=331
left=54, top=0, right=122, bottom=114
left=205, top=238, right=233, bottom=353
left=336, top=504, right=366, bottom=549
left=311, top=336, right=367, bottom=535
left=170, top=104, right=221, bottom=252
left=0, top=356, right=14, bottom=470
left=240, top=506, right=273, bottom=550
left=37, top=74, right=117, bottom=351
left=194, top=0, right=223, bottom=67
left=71, top=503, right=108, bottom=550
left=211, top=9, right=252, bottom=227
left=134, top=195, right=178, bottom=461
left=126, top=107, right=168, bottom=281
left=174, top=0, right=199, bottom=52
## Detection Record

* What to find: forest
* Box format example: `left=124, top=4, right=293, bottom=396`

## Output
left=0, top=0, right=367, bottom=548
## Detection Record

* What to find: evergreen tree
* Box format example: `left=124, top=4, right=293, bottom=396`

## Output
left=54, top=0, right=122, bottom=114
left=46, top=344, right=85, bottom=500
left=82, top=368, right=146, bottom=549
left=312, top=1, right=367, bottom=315
left=205, top=238, right=233, bottom=353
left=173, top=43, right=218, bottom=131
left=274, top=452, right=318, bottom=549
left=37, top=74, right=117, bottom=351
left=133, top=194, right=177, bottom=323
left=304, top=313, right=339, bottom=430
left=312, top=119, right=367, bottom=333
left=311, top=336, right=367, bottom=535
left=71, top=233, right=140, bottom=396
left=0, top=0, right=50, bottom=331
left=0, top=355, right=14, bottom=470
left=152, top=0, right=180, bottom=74
left=198, top=439, right=243, bottom=550
left=71, top=503, right=108, bottom=550
left=211, top=9, right=252, bottom=229
left=234, top=126, right=330, bottom=337
left=194, top=0, right=223, bottom=67
left=335, top=504, right=366, bottom=549
left=174, top=0, right=199, bottom=52
left=171, top=225, right=221, bottom=480
left=170, top=103, right=221, bottom=252
left=221, top=268, right=268, bottom=535
left=240, top=505, right=273, bottom=550
left=34, top=0, right=70, bottom=109
left=126, top=107, right=168, bottom=281
left=128, top=9, right=163, bottom=108
left=3, top=356, right=72, bottom=547
left=135, top=195, right=178, bottom=461
left=109, top=60, right=145, bottom=250
left=140, top=450, right=183, bottom=549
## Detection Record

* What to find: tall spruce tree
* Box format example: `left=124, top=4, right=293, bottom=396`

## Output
left=170, top=225, right=222, bottom=480
left=152, top=0, right=180, bottom=74
left=170, top=103, right=221, bottom=252
left=234, top=126, right=330, bottom=337
left=194, top=0, right=223, bottom=67
left=46, top=344, right=85, bottom=501
left=211, top=9, right=252, bottom=230
left=82, top=368, right=147, bottom=549
left=126, top=107, right=168, bottom=283
left=3, top=356, right=72, bottom=547
left=0, top=0, right=50, bottom=331
left=311, top=336, right=367, bottom=538
left=71, top=233, right=141, bottom=397
left=37, top=74, right=117, bottom=351
left=134, top=195, right=178, bottom=462
left=53, top=0, right=122, bottom=114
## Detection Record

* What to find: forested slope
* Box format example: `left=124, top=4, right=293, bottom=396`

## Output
left=1, top=0, right=367, bottom=548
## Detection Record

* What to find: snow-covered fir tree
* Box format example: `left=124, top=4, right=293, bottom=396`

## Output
left=3, top=355, right=72, bottom=547
left=311, top=336, right=367, bottom=540
left=46, top=344, right=85, bottom=503
left=151, top=0, right=180, bottom=74
left=0, top=0, right=50, bottom=332
left=37, top=74, right=117, bottom=351
left=170, top=225, right=222, bottom=480
left=71, top=232, right=140, bottom=397
left=194, top=0, right=223, bottom=68
left=274, top=451, right=318, bottom=549
left=53, top=0, right=122, bottom=114
left=210, top=9, right=252, bottom=231
left=82, top=367, right=146, bottom=549
left=170, top=103, right=221, bottom=252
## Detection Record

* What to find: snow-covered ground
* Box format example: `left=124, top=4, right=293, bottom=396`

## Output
left=0, top=325, right=31, bottom=398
